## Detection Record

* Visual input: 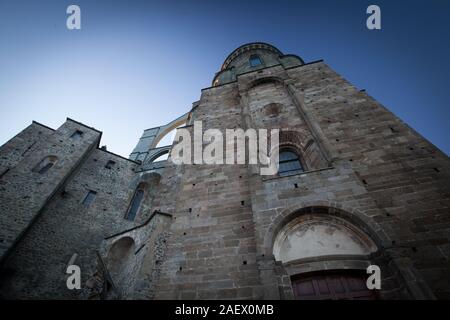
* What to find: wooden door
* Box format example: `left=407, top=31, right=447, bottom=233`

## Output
left=291, top=270, right=378, bottom=300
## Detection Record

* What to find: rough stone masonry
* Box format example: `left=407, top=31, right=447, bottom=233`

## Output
left=0, top=42, right=449, bottom=299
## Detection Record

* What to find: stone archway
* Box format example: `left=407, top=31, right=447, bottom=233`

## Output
left=272, top=214, right=377, bottom=264
left=262, top=202, right=391, bottom=257
left=260, top=203, right=396, bottom=300
left=106, top=237, right=136, bottom=293
left=271, top=213, right=378, bottom=300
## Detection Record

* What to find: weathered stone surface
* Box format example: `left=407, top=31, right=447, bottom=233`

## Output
left=0, top=43, right=449, bottom=299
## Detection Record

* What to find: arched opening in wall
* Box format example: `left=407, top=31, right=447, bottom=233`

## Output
left=107, top=237, right=135, bottom=274
left=272, top=212, right=378, bottom=300
left=32, top=155, right=58, bottom=174
left=140, top=172, right=162, bottom=185
left=278, top=148, right=305, bottom=176
left=150, top=149, right=170, bottom=162
left=155, top=122, right=186, bottom=148
left=106, top=237, right=135, bottom=289
left=124, top=172, right=161, bottom=223
left=270, top=130, right=328, bottom=173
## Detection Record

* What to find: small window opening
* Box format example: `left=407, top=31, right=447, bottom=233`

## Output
left=278, top=150, right=304, bottom=176
left=105, top=160, right=116, bottom=169
left=71, top=130, right=84, bottom=140
left=249, top=54, right=262, bottom=67
left=33, top=156, right=57, bottom=174
left=125, top=188, right=144, bottom=221
left=82, top=190, right=97, bottom=207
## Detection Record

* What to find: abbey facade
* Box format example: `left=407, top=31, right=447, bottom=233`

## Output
left=0, top=43, right=449, bottom=299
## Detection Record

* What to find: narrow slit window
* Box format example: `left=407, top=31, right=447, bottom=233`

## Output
left=33, top=156, right=58, bottom=174
left=82, top=190, right=97, bottom=207
left=38, top=163, right=54, bottom=174
left=249, top=54, right=262, bottom=67
left=126, top=189, right=144, bottom=221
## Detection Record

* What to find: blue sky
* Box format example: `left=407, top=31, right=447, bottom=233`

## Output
left=0, top=0, right=449, bottom=157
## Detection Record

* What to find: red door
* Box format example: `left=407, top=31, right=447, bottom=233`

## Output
left=291, top=270, right=378, bottom=300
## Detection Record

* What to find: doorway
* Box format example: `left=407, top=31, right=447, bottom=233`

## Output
left=291, top=270, right=378, bottom=300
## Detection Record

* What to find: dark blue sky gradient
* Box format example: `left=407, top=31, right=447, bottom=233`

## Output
left=0, top=0, right=449, bottom=156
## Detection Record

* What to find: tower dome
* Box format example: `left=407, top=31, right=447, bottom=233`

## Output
left=212, top=42, right=304, bottom=86
left=221, top=42, right=283, bottom=70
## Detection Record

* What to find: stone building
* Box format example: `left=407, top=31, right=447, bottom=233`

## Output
left=0, top=42, right=449, bottom=300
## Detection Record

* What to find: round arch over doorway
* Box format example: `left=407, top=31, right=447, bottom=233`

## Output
left=272, top=214, right=377, bottom=264
left=262, top=203, right=392, bottom=257
left=265, top=204, right=389, bottom=300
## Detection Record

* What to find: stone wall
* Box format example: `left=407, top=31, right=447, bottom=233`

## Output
left=0, top=122, right=141, bottom=299
left=0, top=120, right=102, bottom=264
left=153, top=55, right=450, bottom=299
left=238, top=60, right=450, bottom=299
left=153, top=83, right=262, bottom=299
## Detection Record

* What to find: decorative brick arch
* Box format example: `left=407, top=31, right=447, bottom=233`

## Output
left=265, top=129, right=327, bottom=172
left=262, top=200, right=391, bottom=257
left=266, top=128, right=307, bottom=149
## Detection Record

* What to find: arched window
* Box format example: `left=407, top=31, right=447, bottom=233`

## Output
left=125, top=188, right=144, bottom=221
left=278, top=150, right=304, bottom=176
left=249, top=54, right=262, bottom=67
left=32, top=156, right=58, bottom=174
